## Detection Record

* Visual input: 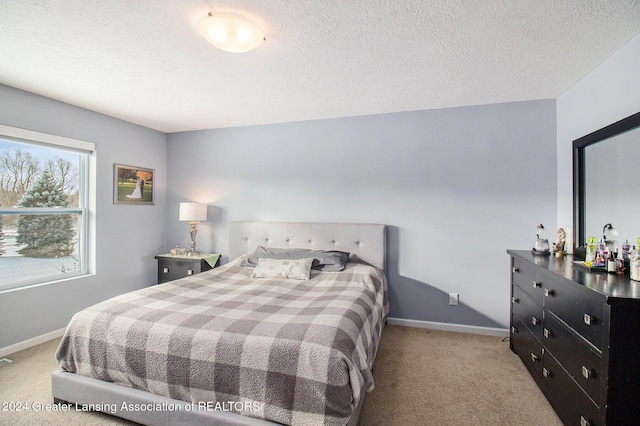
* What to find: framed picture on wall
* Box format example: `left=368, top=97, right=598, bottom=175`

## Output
left=113, top=164, right=155, bottom=205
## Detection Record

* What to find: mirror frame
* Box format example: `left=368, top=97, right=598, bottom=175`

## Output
left=573, top=111, right=640, bottom=258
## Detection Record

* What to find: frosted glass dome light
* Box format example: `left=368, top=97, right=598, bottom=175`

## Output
left=198, top=12, right=265, bottom=53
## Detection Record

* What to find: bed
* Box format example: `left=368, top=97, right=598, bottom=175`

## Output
left=52, top=222, right=388, bottom=426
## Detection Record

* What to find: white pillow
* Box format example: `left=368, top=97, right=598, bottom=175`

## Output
left=251, top=258, right=313, bottom=280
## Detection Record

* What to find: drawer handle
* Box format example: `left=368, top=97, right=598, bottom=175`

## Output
left=544, top=289, right=554, bottom=297
left=584, top=314, right=592, bottom=326
left=543, top=328, right=552, bottom=338
left=531, top=317, right=539, bottom=326
left=187, top=269, right=194, bottom=275
left=582, top=366, right=592, bottom=379
left=163, top=267, right=169, bottom=274
left=511, top=326, right=518, bottom=334
left=580, top=416, right=592, bottom=426
left=530, top=353, right=539, bottom=362
left=512, top=267, right=520, bottom=273
left=512, top=297, right=519, bottom=304
left=542, top=367, right=552, bottom=378
left=532, top=281, right=541, bottom=288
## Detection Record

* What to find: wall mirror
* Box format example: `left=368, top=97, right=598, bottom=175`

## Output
left=573, top=111, right=640, bottom=258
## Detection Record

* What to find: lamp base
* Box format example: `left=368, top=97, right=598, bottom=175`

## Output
left=531, top=248, right=550, bottom=256
left=187, top=221, right=200, bottom=257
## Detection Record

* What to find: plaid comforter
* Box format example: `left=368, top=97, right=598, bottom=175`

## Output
left=55, top=258, right=388, bottom=425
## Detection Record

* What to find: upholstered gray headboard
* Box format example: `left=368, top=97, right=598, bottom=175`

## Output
left=229, top=222, right=386, bottom=271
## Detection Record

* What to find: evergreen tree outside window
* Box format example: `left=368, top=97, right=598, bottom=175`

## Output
left=16, top=170, right=76, bottom=258
left=0, top=125, right=94, bottom=291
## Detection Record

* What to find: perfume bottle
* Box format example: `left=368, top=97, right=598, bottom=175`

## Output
left=607, top=250, right=617, bottom=273
left=585, top=236, right=597, bottom=264
left=622, top=239, right=632, bottom=260
left=631, top=246, right=640, bottom=282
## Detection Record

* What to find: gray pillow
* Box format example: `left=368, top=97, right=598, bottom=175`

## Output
left=241, top=246, right=350, bottom=272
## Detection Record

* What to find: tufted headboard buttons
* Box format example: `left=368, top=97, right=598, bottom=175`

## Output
left=229, top=222, right=386, bottom=271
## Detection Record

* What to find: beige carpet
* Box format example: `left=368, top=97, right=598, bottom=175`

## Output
left=0, top=325, right=562, bottom=425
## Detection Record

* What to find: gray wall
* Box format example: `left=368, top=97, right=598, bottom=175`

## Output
left=167, top=100, right=557, bottom=328
left=0, top=84, right=167, bottom=349
left=2, top=29, right=637, bottom=347
left=556, top=33, right=640, bottom=230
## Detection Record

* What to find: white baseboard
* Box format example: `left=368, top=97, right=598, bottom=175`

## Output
left=0, top=328, right=66, bottom=358
left=386, top=317, right=509, bottom=337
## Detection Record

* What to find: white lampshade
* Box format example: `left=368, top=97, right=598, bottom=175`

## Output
left=197, top=12, right=265, bottom=53
left=179, top=203, right=207, bottom=222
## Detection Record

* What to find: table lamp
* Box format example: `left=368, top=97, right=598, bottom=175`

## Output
left=532, top=223, right=550, bottom=255
left=179, top=202, right=207, bottom=256
left=602, top=223, right=618, bottom=251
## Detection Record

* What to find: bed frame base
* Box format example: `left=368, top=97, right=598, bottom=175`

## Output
left=51, top=222, right=379, bottom=425
left=52, top=370, right=364, bottom=426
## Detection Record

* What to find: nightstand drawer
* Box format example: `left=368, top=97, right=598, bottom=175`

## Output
left=155, top=254, right=219, bottom=284
left=512, top=257, right=546, bottom=306
left=158, top=258, right=204, bottom=281
left=543, top=312, right=603, bottom=405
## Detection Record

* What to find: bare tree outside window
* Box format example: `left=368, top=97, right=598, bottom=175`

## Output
left=0, top=148, right=40, bottom=208
left=45, top=157, right=79, bottom=206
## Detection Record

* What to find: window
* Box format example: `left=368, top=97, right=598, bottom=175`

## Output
left=0, top=125, right=95, bottom=291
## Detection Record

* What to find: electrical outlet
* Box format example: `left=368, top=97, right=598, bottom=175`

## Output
left=449, top=293, right=459, bottom=305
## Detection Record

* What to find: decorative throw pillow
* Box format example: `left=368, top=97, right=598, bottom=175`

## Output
left=250, top=258, right=313, bottom=280
left=241, top=246, right=350, bottom=271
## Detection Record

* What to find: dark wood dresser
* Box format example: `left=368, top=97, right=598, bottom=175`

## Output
left=508, top=250, right=640, bottom=426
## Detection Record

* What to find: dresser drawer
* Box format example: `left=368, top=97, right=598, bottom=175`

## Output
left=511, top=314, right=543, bottom=380
left=541, top=352, right=601, bottom=426
left=543, top=313, right=603, bottom=406
left=512, top=257, right=546, bottom=306
left=512, top=284, right=544, bottom=343
left=542, top=277, right=607, bottom=350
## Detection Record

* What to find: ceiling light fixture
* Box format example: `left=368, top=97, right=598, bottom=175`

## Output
left=197, top=12, right=265, bottom=53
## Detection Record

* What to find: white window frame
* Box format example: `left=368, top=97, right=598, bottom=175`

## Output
left=0, top=124, right=96, bottom=292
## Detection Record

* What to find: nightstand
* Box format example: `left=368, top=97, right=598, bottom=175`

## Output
left=154, top=253, right=221, bottom=284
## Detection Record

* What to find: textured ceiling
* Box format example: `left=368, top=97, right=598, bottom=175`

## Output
left=1, top=1, right=639, bottom=133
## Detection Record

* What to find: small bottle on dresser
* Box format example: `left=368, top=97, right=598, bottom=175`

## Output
left=622, top=239, right=632, bottom=259
left=631, top=245, right=640, bottom=282
left=607, top=249, right=617, bottom=273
